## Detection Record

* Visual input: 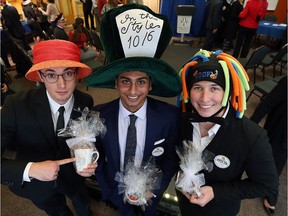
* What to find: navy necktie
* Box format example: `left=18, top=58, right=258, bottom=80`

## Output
left=124, top=114, right=137, bottom=168
left=56, top=106, right=65, bottom=136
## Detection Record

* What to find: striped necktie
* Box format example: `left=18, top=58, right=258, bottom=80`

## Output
left=124, top=114, right=137, bottom=168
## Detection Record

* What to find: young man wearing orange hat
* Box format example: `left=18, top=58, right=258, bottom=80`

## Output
left=1, top=40, right=96, bottom=216
left=86, top=4, right=181, bottom=216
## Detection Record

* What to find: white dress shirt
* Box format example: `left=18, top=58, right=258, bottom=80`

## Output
left=118, top=99, right=147, bottom=171
left=191, top=104, right=230, bottom=153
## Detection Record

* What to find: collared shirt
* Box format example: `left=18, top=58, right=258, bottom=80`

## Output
left=47, top=91, right=74, bottom=132
left=23, top=91, right=75, bottom=182
left=191, top=104, right=230, bottom=153
left=118, top=99, right=147, bottom=171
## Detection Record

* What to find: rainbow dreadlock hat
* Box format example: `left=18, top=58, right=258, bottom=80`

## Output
left=179, top=50, right=250, bottom=118
left=86, top=3, right=181, bottom=97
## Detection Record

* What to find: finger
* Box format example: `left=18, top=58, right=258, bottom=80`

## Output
left=183, top=192, right=191, bottom=200
left=57, top=158, right=76, bottom=165
left=86, top=163, right=97, bottom=169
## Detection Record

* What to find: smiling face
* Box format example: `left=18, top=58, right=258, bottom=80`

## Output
left=38, top=67, right=78, bottom=105
left=116, top=71, right=152, bottom=113
left=190, top=81, right=225, bottom=118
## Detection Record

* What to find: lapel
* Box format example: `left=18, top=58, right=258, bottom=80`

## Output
left=142, top=98, right=159, bottom=162
left=33, top=88, right=58, bottom=152
left=104, top=99, right=121, bottom=170
left=70, top=90, right=83, bottom=120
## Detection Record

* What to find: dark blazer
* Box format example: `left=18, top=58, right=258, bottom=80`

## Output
left=1, top=87, right=93, bottom=202
left=177, top=107, right=279, bottom=216
left=94, top=97, right=180, bottom=215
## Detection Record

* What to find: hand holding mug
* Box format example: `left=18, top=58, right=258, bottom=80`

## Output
left=74, top=148, right=99, bottom=172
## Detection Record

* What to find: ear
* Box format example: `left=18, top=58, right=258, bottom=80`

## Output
left=115, top=79, right=118, bottom=89
left=149, top=80, right=152, bottom=91
left=37, top=71, right=45, bottom=82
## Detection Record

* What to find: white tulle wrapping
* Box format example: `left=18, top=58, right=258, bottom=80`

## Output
left=58, top=107, right=106, bottom=150
left=176, top=140, right=214, bottom=196
left=114, top=157, right=162, bottom=207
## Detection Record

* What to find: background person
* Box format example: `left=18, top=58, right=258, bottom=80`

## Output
left=22, top=0, right=44, bottom=42
left=97, top=0, right=106, bottom=20
left=53, top=13, right=68, bottom=40
left=38, top=0, right=59, bottom=28
left=34, top=0, right=50, bottom=32
left=101, top=0, right=118, bottom=16
left=0, top=0, right=31, bottom=52
left=250, top=76, right=287, bottom=214
left=222, top=0, right=244, bottom=51
left=80, top=0, right=95, bottom=30
left=232, top=0, right=268, bottom=58
left=92, top=0, right=100, bottom=31
left=202, top=0, right=223, bottom=51
left=1, top=40, right=96, bottom=216
left=68, top=17, right=98, bottom=61
left=176, top=50, right=279, bottom=216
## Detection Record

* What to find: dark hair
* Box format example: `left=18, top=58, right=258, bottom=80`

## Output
left=71, top=23, right=84, bottom=44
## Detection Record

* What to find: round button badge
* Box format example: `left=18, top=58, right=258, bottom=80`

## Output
left=152, top=147, right=164, bottom=157
left=214, top=155, right=230, bottom=169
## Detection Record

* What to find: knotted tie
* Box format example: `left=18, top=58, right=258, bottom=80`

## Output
left=124, top=114, right=137, bottom=168
left=56, top=106, right=65, bottom=135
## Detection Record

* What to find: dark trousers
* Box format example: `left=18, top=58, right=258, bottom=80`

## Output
left=83, top=3, right=95, bottom=30
left=233, top=26, right=257, bottom=58
left=203, top=28, right=217, bottom=51
left=32, top=183, right=92, bottom=216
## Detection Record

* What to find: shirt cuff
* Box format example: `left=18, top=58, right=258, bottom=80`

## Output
left=23, top=162, right=33, bottom=182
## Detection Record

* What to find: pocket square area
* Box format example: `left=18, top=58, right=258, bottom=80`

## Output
left=154, top=139, right=165, bottom=145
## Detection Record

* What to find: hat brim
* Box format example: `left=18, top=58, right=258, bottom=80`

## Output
left=25, top=60, right=92, bottom=82
left=86, top=57, right=181, bottom=97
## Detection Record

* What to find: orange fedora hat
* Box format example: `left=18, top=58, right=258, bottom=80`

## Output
left=25, top=40, right=92, bottom=82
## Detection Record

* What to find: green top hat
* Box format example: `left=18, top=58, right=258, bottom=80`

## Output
left=86, top=3, right=181, bottom=97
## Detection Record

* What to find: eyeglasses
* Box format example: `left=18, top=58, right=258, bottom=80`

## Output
left=40, top=71, right=77, bottom=83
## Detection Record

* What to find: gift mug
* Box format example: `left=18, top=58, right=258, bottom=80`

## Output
left=74, top=148, right=99, bottom=172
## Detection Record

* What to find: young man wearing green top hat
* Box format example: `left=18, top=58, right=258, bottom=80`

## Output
left=86, top=4, right=181, bottom=216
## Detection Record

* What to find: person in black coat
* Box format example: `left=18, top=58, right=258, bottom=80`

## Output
left=176, top=50, right=279, bottom=216
left=250, top=76, right=287, bottom=214
left=1, top=40, right=95, bottom=216
left=53, top=13, right=68, bottom=40
left=22, top=0, right=44, bottom=42
left=203, top=0, right=223, bottom=51
left=0, top=0, right=31, bottom=51
left=222, top=0, right=244, bottom=51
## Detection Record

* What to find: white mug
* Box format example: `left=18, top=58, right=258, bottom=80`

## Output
left=74, top=148, right=99, bottom=172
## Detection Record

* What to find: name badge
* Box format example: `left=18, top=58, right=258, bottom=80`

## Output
left=214, top=155, right=230, bottom=169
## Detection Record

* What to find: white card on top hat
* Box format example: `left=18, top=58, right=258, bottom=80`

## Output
left=115, top=9, right=164, bottom=58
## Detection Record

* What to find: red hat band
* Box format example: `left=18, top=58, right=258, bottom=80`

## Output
left=33, top=40, right=81, bottom=64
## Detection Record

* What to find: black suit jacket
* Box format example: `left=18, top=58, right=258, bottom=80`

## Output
left=1, top=4, right=26, bottom=39
left=1, top=87, right=93, bottom=201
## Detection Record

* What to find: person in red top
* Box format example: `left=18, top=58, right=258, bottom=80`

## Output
left=232, top=0, right=268, bottom=58
left=68, top=18, right=98, bottom=61
left=97, top=0, right=107, bottom=20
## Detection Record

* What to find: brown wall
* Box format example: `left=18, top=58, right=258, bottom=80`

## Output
left=266, top=0, right=287, bottom=23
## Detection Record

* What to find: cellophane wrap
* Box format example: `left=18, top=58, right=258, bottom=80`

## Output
left=114, top=157, right=162, bottom=207
left=175, top=140, right=214, bottom=196
left=58, top=107, right=106, bottom=150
